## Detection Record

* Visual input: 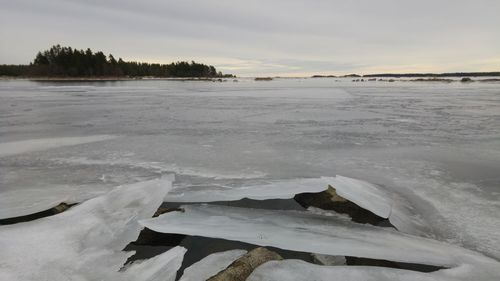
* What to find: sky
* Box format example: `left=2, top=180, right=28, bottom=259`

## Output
left=1, top=0, right=499, bottom=76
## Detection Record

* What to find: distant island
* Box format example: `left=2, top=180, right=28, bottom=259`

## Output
left=0, top=45, right=234, bottom=78
left=311, top=72, right=500, bottom=78
left=363, top=72, right=500, bottom=78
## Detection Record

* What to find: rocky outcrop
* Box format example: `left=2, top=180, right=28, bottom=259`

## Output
left=207, top=247, right=282, bottom=281
left=294, top=185, right=388, bottom=225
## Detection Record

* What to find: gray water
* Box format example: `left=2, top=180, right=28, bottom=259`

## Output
left=1, top=78, right=499, bottom=259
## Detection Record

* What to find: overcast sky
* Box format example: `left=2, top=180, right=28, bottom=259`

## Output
left=1, top=0, right=499, bottom=76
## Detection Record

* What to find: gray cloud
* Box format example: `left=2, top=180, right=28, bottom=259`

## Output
left=1, top=0, right=499, bottom=76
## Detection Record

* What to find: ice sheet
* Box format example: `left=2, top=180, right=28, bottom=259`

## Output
left=140, top=204, right=494, bottom=268
left=0, top=177, right=179, bottom=281
left=327, top=176, right=431, bottom=236
left=1, top=79, right=499, bottom=265
left=165, top=178, right=332, bottom=202
left=179, top=249, right=247, bottom=281
left=0, top=135, right=117, bottom=157
left=328, top=176, right=393, bottom=218
left=164, top=175, right=429, bottom=236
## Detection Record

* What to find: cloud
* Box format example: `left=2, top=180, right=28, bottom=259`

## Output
left=1, top=0, right=499, bottom=76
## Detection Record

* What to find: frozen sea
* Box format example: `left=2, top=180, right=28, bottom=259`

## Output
left=1, top=78, right=499, bottom=260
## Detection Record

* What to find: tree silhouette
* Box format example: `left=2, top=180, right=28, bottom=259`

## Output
left=0, top=45, right=234, bottom=78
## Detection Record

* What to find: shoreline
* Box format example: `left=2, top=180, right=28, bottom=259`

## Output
left=1, top=76, right=499, bottom=83
left=0, top=76, right=233, bottom=82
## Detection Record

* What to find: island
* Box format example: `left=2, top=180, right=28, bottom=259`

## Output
left=0, top=45, right=234, bottom=79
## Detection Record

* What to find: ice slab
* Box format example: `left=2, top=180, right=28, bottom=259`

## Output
left=0, top=135, right=117, bottom=157
left=123, top=246, right=186, bottom=281
left=164, top=175, right=429, bottom=235
left=179, top=249, right=247, bottom=281
left=0, top=177, right=180, bottom=281
left=328, top=176, right=431, bottom=236
left=165, top=178, right=332, bottom=202
left=141, top=204, right=495, bottom=268
left=329, top=175, right=393, bottom=218
left=248, top=259, right=500, bottom=281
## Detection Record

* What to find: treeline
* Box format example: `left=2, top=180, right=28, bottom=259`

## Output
left=0, top=45, right=233, bottom=78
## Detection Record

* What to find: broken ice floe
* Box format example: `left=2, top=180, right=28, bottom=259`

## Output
left=140, top=204, right=495, bottom=268
left=328, top=176, right=392, bottom=218
left=165, top=175, right=429, bottom=235
left=164, top=178, right=331, bottom=202
left=0, top=135, right=117, bottom=157
left=0, top=177, right=186, bottom=281
left=329, top=176, right=430, bottom=236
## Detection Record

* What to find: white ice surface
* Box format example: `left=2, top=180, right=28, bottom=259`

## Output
left=140, top=204, right=496, bottom=268
left=0, top=135, right=117, bottom=157
left=165, top=178, right=332, bottom=202
left=0, top=177, right=183, bottom=281
left=247, top=259, right=500, bottom=281
left=179, top=249, right=247, bottom=281
left=2, top=80, right=499, bottom=266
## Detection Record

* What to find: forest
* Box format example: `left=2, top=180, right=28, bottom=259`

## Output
left=0, top=45, right=233, bottom=78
